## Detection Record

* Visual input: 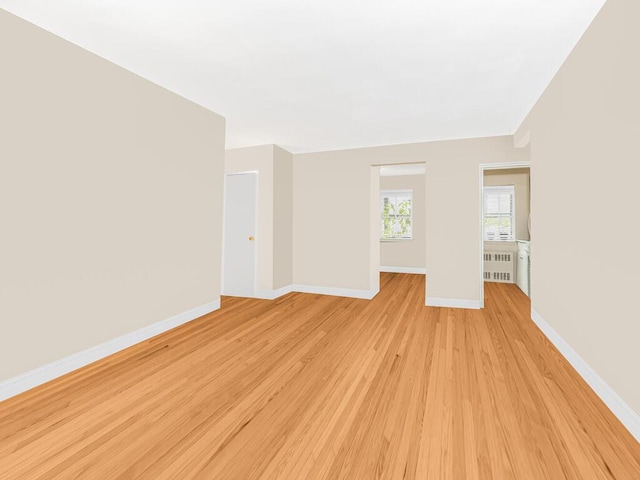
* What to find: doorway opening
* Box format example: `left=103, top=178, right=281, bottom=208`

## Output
left=373, top=163, right=426, bottom=295
left=378, top=164, right=426, bottom=275
left=480, top=163, right=531, bottom=307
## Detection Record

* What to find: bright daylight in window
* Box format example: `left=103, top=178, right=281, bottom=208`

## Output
left=484, top=185, right=515, bottom=241
left=380, top=190, right=412, bottom=240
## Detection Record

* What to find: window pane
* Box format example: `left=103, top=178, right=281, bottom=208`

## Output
left=381, top=190, right=413, bottom=239
left=483, top=186, right=514, bottom=241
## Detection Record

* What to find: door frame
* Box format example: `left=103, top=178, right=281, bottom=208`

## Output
left=221, top=171, right=259, bottom=297
left=479, top=161, right=530, bottom=308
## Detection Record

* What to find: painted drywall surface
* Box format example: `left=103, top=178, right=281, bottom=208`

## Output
left=515, top=0, right=640, bottom=413
left=380, top=174, right=425, bottom=269
left=484, top=242, right=518, bottom=254
left=370, top=167, right=381, bottom=294
left=225, top=145, right=274, bottom=291
left=0, top=10, right=225, bottom=382
left=293, top=137, right=528, bottom=297
left=484, top=167, right=530, bottom=255
left=293, top=152, right=372, bottom=290
left=273, top=146, right=293, bottom=289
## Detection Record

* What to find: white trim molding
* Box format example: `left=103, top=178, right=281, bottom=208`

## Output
left=426, top=297, right=482, bottom=309
left=292, top=284, right=379, bottom=300
left=531, top=308, right=640, bottom=443
left=253, top=285, right=294, bottom=300
left=380, top=266, right=426, bottom=274
left=248, top=284, right=379, bottom=301
left=0, top=299, right=221, bottom=403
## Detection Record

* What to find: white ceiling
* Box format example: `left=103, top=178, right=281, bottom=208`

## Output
left=0, top=0, right=605, bottom=153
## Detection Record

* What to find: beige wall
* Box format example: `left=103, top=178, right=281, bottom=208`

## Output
left=380, top=174, right=425, bottom=269
left=0, top=10, right=225, bottom=382
left=369, top=167, right=381, bottom=294
left=293, top=150, right=385, bottom=292
left=484, top=167, right=530, bottom=253
left=225, top=144, right=293, bottom=292
left=293, top=137, right=528, bottom=300
left=273, top=146, right=294, bottom=289
left=515, top=0, right=640, bottom=414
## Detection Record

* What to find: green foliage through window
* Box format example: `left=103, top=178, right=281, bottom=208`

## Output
left=380, top=191, right=412, bottom=239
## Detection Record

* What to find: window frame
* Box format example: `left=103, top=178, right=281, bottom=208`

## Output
left=483, top=185, right=516, bottom=242
left=380, top=189, right=414, bottom=241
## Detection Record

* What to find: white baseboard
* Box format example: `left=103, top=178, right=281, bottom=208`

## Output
left=0, top=299, right=221, bottom=403
left=253, top=285, right=294, bottom=300
left=243, top=284, right=379, bottom=301
left=531, top=308, right=640, bottom=443
left=291, top=284, right=379, bottom=300
left=426, top=297, right=481, bottom=309
left=380, top=266, right=426, bottom=274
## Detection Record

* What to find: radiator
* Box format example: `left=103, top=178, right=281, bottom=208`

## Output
left=484, top=251, right=515, bottom=284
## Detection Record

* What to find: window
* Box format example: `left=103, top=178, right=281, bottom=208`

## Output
left=484, top=185, right=515, bottom=241
left=380, top=190, right=412, bottom=240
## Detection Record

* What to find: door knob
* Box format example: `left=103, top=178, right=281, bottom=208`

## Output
left=248, top=236, right=255, bottom=241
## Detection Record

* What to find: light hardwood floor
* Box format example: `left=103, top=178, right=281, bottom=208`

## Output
left=1, top=273, right=639, bottom=479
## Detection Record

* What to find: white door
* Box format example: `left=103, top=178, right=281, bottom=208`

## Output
left=222, top=173, right=257, bottom=297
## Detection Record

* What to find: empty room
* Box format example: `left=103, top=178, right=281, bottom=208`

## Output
left=1, top=0, right=639, bottom=479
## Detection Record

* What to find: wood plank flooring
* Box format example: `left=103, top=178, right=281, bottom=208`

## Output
left=1, top=273, right=639, bottom=479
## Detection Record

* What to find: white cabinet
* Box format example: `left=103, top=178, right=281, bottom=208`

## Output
left=516, top=241, right=530, bottom=296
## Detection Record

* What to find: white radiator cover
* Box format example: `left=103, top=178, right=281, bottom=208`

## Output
left=484, top=251, right=516, bottom=284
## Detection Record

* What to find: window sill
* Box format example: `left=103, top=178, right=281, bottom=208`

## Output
left=380, top=238, right=413, bottom=243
